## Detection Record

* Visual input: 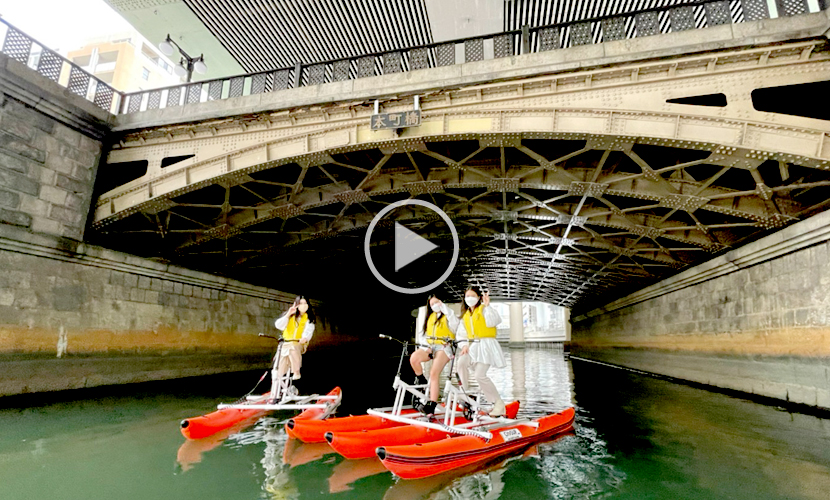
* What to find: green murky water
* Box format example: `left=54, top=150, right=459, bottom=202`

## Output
left=1, top=347, right=829, bottom=499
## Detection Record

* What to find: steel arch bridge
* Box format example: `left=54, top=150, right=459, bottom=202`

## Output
left=91, top=37, right=830, bottom=308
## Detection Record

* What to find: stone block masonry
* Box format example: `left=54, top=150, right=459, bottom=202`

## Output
left=0, top=47, right=350, bottom=398
left=0, top=225, right=338, bottom=397
left=572, top=210, right=830, bottom=410
left=0, top=96, right=101, bottom=241
left=0, top=52, right=107, bottom=242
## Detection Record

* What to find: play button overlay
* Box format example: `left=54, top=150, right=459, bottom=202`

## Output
left=395, top=222, right=438, bottom=271
left=364, top=199, right=459, bottom=294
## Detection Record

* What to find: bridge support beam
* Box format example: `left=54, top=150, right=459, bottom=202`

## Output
left=572, top=210, right=830, bottom=410
left=509, top=302, right=524, bottom=347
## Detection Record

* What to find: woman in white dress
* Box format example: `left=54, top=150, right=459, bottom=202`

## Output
left=456, top=285, right=506, bottom=417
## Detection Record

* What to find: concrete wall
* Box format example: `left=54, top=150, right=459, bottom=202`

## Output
left=0, top=224, right=341, bottom=396
left=572, top=211, right=830, bottom=410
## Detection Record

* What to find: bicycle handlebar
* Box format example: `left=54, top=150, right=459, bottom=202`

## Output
left=258, top=333, right=299, bottom=342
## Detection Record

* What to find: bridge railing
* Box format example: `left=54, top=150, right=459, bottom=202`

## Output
left=0, top=18, right=123, bottom=114
left=119, top=0, right=816, bottom=115
left=1, top=1, right=818, bottom=117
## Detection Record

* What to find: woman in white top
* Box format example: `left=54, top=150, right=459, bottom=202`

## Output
left=456, top=285, right=506, bottom=417
left=409, top=294, right=459, bottom=415
left=273, top=296, right=315, bottom=381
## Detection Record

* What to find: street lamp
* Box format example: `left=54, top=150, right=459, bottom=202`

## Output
left=159, top=34, right=207, bottom=82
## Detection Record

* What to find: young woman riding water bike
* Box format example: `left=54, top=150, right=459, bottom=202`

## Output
left=409, top=294, right=459, bottom=415
left=456, top=285, right=507, bottom=417
left=274, top=296, right=315, bottom=383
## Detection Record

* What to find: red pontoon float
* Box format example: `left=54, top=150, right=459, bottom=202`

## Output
left=180, top=334, right=342, bottom=439
left=286, top=407, right=419, bottom=442
left=181, top=387, right=342, bottom=439
left=326, top=401, right=520, bottom=459
left=377, top=407, right=575, bottom=479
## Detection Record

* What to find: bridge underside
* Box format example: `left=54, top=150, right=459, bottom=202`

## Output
left=90, top=34, right=830, bottom=310
left=90, top=133, right=830, bottom=308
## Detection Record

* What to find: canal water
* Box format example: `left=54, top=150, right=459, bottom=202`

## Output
left=1, top=347, right=829, bottom=500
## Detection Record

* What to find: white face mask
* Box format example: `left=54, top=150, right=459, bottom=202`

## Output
left=430, top=303, right=442, bottom=313
left=465, top=296, right=479, bottom=308
left=297, top=303, right=308, bottom=314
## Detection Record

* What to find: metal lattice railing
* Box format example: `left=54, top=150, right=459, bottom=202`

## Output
left=119, top=0, right=820, bottom=115
left=0, top=18, right=123, bottom=114
left=2, top=0, right=819, bottom=117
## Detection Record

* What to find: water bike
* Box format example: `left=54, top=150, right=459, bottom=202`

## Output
left=291, top=334, right=519, bottom=455
left=329, top=335, right=574, bottom=479
left=285, top=334, right=428, bottom=443
left=180, top=334, right=342, bottom=440
left=325, top=335, right=520, bottom=458
left=377, top=406, right=575, bottom=479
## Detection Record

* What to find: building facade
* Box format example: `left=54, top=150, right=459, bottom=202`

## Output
left=67, top=31, right=183, bottom=93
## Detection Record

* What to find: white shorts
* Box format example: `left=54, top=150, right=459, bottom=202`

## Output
left=279, top=341, right=306, bottom=357
left=424, top=343, right=455, bottom=359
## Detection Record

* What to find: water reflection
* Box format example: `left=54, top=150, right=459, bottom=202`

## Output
left=329, top=457, right=388, bottom=493
left=176, top=413, right=264, bottom=471
left=535, top=426, right=625, bottom=499
left=492, top=347, right=575, bottom=416
left=1, top=348, right=828, bottom=500
left=571, top=359, right=830, bottom=499
left=217, top=349, right=617, bottom=500
left=166, top=348, right=830, bottom=500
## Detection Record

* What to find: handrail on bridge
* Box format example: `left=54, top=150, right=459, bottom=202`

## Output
left=0, top=18, right=123, bottom=114
left=0, top=0, right=823, bottom=116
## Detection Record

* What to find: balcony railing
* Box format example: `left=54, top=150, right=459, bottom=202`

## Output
left=0, top=18, right=122, bottom=114
left=0, top=0, right=821, bottom=117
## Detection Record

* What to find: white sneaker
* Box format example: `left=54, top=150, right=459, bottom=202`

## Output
left=292, top=373, right=301, bottom=381
left=489, top=399, right=506, bottom=417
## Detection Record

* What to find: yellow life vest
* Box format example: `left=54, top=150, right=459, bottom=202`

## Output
left=462, top=306, right=497, bottom=339
left=283, top=313, right=308, bottom=341
left=425, top=313, right=455, bottom=345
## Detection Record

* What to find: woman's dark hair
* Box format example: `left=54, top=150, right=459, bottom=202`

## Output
left=422, top=294, right=442, bottom=333
left=460, top=285, right=484, bottom=315
left=291, top=295, right=316, bottom=324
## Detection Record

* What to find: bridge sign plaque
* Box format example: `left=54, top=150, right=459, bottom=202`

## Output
left=371, top=110, right=421, bottom=130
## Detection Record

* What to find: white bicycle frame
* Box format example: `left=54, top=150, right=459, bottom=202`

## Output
left=367, top=338, right=535, bottom=440
left=217, top=336, right=341, bottom=413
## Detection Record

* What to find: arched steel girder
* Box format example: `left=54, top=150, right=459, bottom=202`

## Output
left=91, top=130, right=830, bottom=308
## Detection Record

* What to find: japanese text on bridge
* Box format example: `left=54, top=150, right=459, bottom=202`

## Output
left=371, top=110, right=421, bottom=130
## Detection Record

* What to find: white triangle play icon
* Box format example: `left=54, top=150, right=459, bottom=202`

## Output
left=394, top=222, right=439, bottom=271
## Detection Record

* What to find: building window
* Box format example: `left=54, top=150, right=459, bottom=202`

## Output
left=98, top=51, right=118, bottom=64
left=141, top=67, right=150, bottom=80
left=73, top=54, right=91, bottom=67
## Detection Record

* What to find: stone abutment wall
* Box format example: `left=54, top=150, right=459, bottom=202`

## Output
left=0, top=225, right=340, bottom=396
left=0, top=53, right=342, bottom=397
left=572, top=211, right=830, bottom=410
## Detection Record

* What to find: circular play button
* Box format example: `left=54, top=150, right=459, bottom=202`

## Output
left=364, top=199, right=459, bottom=294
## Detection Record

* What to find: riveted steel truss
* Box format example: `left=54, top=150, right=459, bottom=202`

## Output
left=90, top=133, right=830, bottom=307
left=91, top=37, right=830, bottom=308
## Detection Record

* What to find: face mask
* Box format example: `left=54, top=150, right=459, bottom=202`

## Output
left=430, top=303, right=442, bottom=313
left=465, top=297, right=479, bottom=308
left=297, top=304, right=308, bottom=314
